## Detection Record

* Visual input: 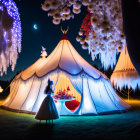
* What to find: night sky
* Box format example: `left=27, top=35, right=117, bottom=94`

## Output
left=0, top=0, right=101, bottom=81
left=122, top=0, right=140, bottom=75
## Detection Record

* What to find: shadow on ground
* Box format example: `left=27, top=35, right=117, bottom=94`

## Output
left=1, top=99, right=140, bottom=140
left=26, top=122, right=54, bottom=139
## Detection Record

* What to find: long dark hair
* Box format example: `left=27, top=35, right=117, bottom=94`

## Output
left=45, top=82, right=51, bottom=94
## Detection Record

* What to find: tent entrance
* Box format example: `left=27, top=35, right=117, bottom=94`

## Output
left=54, top=73, right=81, bottom=112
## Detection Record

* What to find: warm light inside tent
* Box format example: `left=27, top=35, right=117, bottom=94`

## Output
left=54, top=72, right=81, bottom=112
left=125, top=99, right=140, bottom=104
left=54, top=73, right=81, bottom=102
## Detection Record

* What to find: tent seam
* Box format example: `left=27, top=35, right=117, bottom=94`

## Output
left=31, top=79, right=43, bottom=112
left=103, top=81, right=120, bottom=110
left=7, top=79, right=21, bottom=107
left=19, top=76, right=36, bottom=110
left=57, top=40, right=65, bottom=68
left=66, top=40, right=82, bottom=72
left=86, top=76, right=98, bottom=114
left=3, top=80, right=17, bottom=107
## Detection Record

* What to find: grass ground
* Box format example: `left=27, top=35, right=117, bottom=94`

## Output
left=0, top=99, right=140, bottom=140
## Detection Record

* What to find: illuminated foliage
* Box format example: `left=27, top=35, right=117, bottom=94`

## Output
left=42, top=0, right=125, bottom=70
left=0, top=0, right=21, bottom=76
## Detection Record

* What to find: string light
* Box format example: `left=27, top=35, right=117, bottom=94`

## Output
left=0, top=0, right=21, bottom=76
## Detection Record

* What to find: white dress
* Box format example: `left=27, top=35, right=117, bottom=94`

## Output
left=35, top=89, right=59, bottom=120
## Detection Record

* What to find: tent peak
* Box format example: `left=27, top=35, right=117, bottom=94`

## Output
left=61, top=34, right=68, bottom=40
left=61, top=26, right=69, bottom=40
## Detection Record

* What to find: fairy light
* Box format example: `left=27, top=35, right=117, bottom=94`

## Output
left=0, top=0, right=21, bottom=75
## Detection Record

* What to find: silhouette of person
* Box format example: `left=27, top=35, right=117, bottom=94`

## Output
left=35, top=79, right=59, bottom=124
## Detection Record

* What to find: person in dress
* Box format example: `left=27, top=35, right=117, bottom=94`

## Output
left=35, top=79, right=59, bottom=124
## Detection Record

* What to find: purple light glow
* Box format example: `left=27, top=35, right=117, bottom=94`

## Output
left=0, top=0, right=21, bottom=76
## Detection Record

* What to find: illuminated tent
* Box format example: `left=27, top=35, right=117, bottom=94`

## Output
left=1, top=32, right=130, bottom=115
left=110, top=45, right=140, bottom=91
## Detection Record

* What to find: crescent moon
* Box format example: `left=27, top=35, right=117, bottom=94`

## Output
left=34, top=24, right=38, bottom=30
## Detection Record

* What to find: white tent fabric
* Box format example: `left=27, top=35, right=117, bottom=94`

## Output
left=15, top=36, right=106, bottom=81
left=110, top=45, right=140, bottom=90
left=69, top=74, right=83, bottom=95
left=1, top=34, right=130, bottom=115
